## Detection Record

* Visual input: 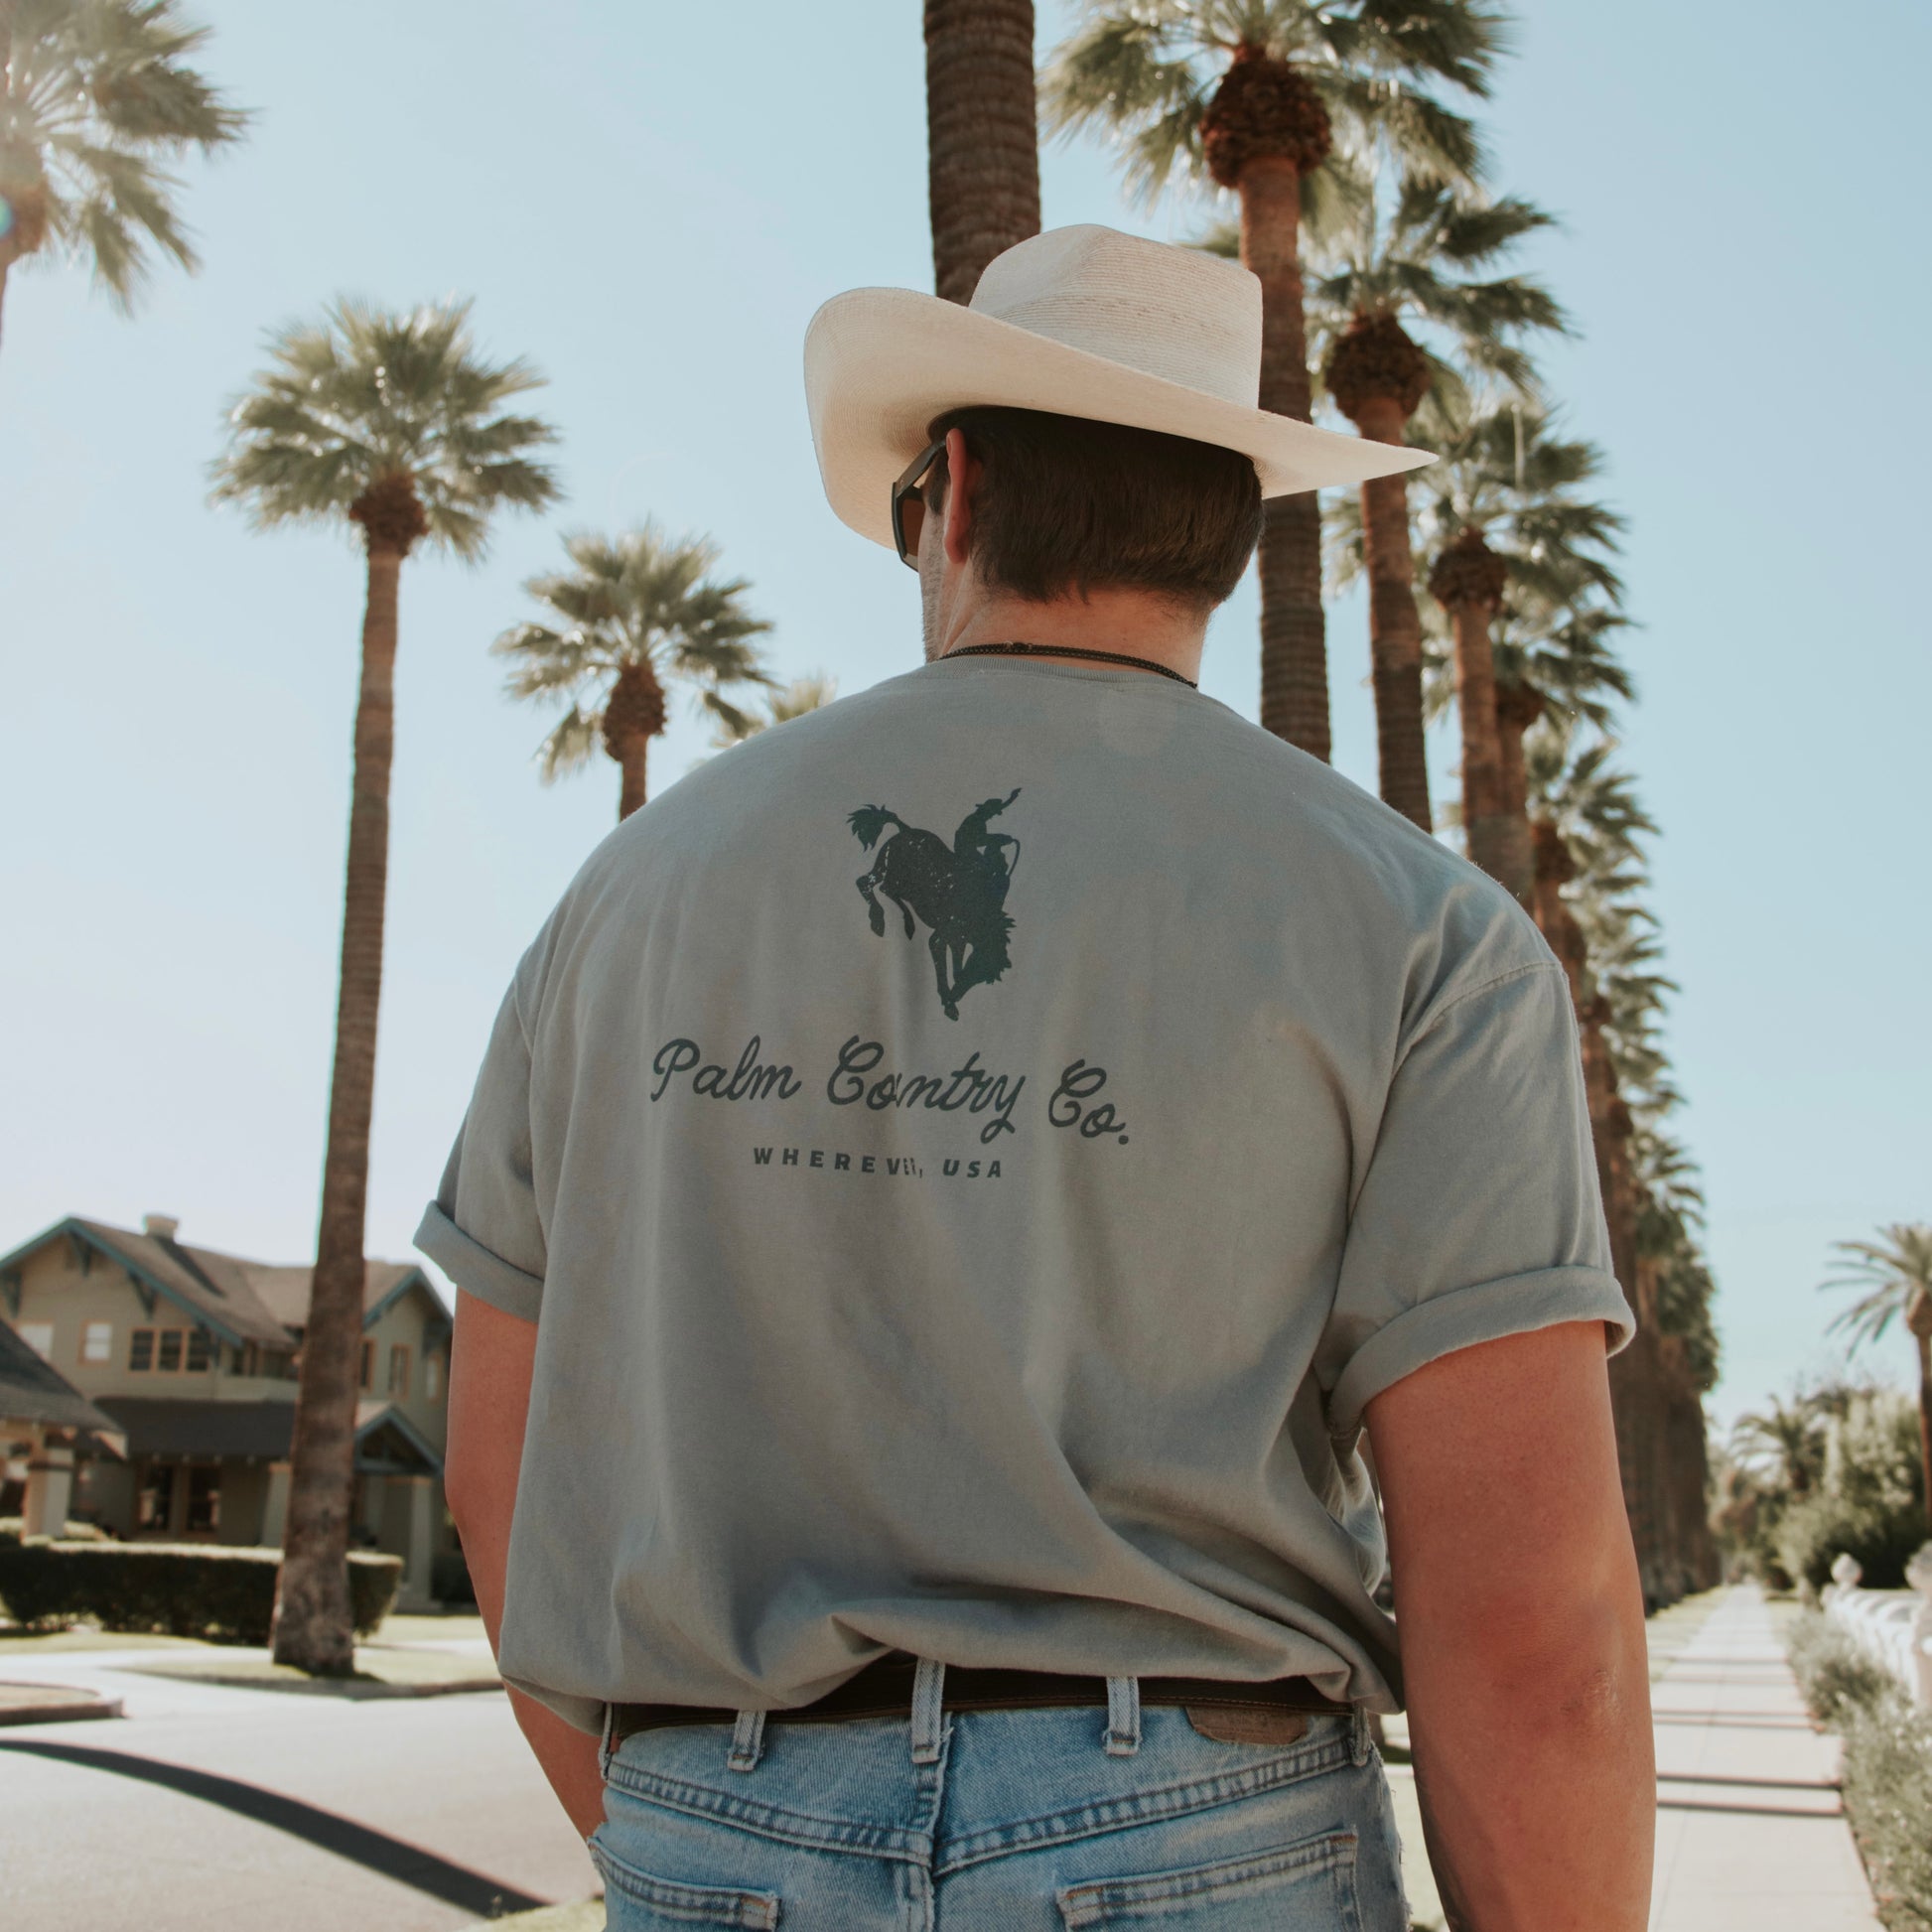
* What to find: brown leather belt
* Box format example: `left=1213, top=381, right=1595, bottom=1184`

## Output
left=608, top=1649, right=1354, bottom=1749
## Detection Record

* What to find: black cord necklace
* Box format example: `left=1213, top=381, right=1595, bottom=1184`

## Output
left=943, top=639, right=1197, bottom=687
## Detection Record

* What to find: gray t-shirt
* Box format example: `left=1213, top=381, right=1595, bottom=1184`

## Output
left=416, top=653, right=1634, bottom=1734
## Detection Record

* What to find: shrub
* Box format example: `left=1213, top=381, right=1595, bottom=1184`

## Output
left=1789, top=1608, right=1932, bottom=1931
left=431, top=1546, right=476, bottom=1606
left=1775, top=1392, right=1927, bottom=1590
left=0, top=1542, right=401, bottom=1646
left=1788, top=1608, right=1894, bottom=1725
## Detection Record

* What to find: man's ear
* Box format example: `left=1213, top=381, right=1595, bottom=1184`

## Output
left=942, top=426, right=977, bottom=566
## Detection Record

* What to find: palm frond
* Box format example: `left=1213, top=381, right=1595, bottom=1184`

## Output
left=8, top=0, right=250, bottom=310
left=495, top=520, right=777, bottom=780
left=208, top=295, right=562, bottom=552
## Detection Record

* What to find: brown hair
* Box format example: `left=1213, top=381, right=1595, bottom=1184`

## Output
left=924, top=405, right=1263, bottom=609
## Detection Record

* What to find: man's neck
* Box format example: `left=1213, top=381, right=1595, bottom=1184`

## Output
left=929, top=586, right=1207, bottom=683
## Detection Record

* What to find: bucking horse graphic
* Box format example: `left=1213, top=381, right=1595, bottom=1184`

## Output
left=848, top=788, right=1022, bottom=1020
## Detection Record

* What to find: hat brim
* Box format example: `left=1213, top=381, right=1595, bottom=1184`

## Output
left=804, top=286, right=1437, bottom=549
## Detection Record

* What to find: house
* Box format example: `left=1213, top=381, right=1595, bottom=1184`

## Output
left=0, top=1319, right=125, bottom=1536
left=0, top=1214, right=456, bottom=1608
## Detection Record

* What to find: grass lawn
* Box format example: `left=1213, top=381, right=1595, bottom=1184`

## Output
left=0, top=1623, right=216, bottom=1655
left=122, top=1643, right=500, bottom=1698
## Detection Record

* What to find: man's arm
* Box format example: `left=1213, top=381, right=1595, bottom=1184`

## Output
left=1364, top=1317, right=1654, bottom=1932
left=446, top=1287, right=606, bottom=1840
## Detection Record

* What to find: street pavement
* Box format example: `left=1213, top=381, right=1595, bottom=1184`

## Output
left=0, top=1640, right=597, bottom=1931
left=0, top=1587, right=1893, bottom=1930
left=1648, top=1584, right=1881, bottom=1932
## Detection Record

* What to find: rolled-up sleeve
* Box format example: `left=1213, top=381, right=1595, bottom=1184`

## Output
left=1317, top=960, right=1636, bottom=1442
left=415, top=979, right=546, bottom=1324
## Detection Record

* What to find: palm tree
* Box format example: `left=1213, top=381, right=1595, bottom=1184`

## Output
left=1523, top=728, right=1684, bottom=1599
left=1414, top=399, right=1624, bottom=900
left=1489, top=603, right=1633, bottom=858
left=925, top=0, right=1040, bottom=303
left=210, top=298, right=560, bottom=1673
left=714, top=671, right=837, bottom=745
left=1731, top=1396, right=1827, bottom=1501
left=1823, top=1223, right=1932, bottom=1532
left=0, top=0, right=249, bottom=355
left=1041, top=0, right=1506, bottom=763
left=1314, top=173, right=1564, bottom=828
left=494, top=524, right=774, bottom=820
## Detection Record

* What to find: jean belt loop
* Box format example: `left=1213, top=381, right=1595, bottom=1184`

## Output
left=1103, top=1674, right=1143, bottom=1757
left=598, top=1701, right=617, bottom=1781
left=727, top=1707, right=767, bottom=1773
left=910, top=1656, right=947, bottom=1765
left=1350, top=1704, right=1371, bottom=1767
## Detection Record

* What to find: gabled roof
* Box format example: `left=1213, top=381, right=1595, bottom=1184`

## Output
left=0, top=1322, right=124, bottom=1441
left=0, top=1218, right=441, bottom=1347
left=245, top=1260, right=440, bottom=1334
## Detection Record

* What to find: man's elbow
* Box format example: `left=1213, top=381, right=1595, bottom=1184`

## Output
left=1449, top=1587, right=1646, bottom=1732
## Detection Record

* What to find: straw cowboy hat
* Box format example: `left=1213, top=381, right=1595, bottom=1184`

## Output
left=803, top=222, right=1435, bottom=549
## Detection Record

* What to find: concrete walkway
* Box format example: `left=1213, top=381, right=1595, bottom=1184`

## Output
left=1648, top=1583, right=1879, bottom=1931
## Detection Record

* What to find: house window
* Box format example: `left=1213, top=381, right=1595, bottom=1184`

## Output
left=262, top=1349, right=295, bottom=1380
left=387, top=1344, right=410, bottom=1398
left=137, top=1464, right=176, bottom=1530
left=425, top=1351, right=444, bottom=1402
left=81, top=1320, right=112, bottom=1363
left=359, top=1339, right=374, bottom=1391
left=185, top=1330, right=212, bottom=1372
left=156, top=1329, right=185, bottom=1373
left=18, top=1322, right=54, bottom=1360
left=185, top=1467, right=220, bottom=1534
left=129, top=1328, right=155, bottom=1371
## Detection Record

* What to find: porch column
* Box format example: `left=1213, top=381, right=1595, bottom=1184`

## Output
left=22, top=1433, right=71, bottom=1538
left=260, top=1459, right=292, bottom=1546
left=400, top=1474, right=435, bottom=1610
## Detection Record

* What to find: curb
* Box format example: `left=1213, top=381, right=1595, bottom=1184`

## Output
left=0, top=1683, right=124, bottom=1727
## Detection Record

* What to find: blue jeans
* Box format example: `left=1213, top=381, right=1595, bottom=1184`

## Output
left=591, top=1656, right=1413, bottom=1929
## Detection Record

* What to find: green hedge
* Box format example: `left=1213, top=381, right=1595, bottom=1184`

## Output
left=0, top=1542, right=402, bottom=1645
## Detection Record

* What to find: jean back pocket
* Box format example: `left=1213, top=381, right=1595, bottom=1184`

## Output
left=1055, top=1827, right=1360, bottom=1929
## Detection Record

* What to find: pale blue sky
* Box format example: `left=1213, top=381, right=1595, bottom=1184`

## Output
left=2, top=1, right=1925, bottom=1431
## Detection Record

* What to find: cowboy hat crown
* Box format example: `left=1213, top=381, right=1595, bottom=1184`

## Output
left=803, top=223, right=1434, bottom=550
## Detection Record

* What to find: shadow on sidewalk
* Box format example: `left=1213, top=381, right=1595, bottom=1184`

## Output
left=0, top=1737, right=545, bottom=1917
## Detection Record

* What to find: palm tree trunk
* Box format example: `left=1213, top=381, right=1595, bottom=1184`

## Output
left=1239, top=158, right=1327, bottom=761
left=1916, top=1324, right=1932, bottom=1535
left=271, top=536, right=405, bottom=1673
left=1448, top=599, right=1510, bottom=874
left=1351, top=394, right=1430, bottom=829
left=923, top=0, right=1040, bottom=305
left=1533, top=821, right=1675, bottom=1601
left=1491, top=683, right=1539, bottom=905
left=617, top=733, right=648, bottom=820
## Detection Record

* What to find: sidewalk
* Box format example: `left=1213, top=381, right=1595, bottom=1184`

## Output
left=1648, top=1583, right=1879, bottom=1931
